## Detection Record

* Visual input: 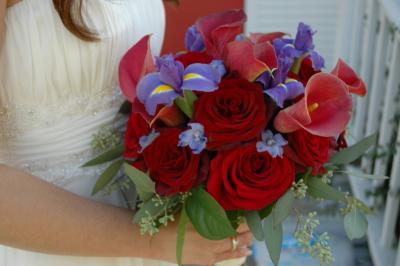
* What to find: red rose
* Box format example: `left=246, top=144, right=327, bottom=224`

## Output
left=194, top=79, right=268, bottom=150
left=286, top=129, right=335, bottom=174
left=123, top=113, right=150, bottom=160
left=288, top=57, right=320, bottom=86
left=207, top=144, right=295, bottom=210
left=143, top=128, right=207, bottom=196
left=175, top=51, right=213, bottom=68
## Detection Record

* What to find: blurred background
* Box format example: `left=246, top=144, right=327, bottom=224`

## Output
left=163, top=0, right=400, bottom=266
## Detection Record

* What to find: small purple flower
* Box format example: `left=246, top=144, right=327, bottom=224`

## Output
left=256, top=130, right=288, bottom=158
left=139, top=129, right=160, bottom=153
left=185, top=25, right=205, bottom=52
left=178, top=123, right=207, bottom=154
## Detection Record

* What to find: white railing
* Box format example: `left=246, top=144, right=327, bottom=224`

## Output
left=336, top=0, right=400, bottom=265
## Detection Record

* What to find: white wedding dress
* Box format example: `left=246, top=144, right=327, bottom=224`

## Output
left=0, top=0, right=175, bottom=265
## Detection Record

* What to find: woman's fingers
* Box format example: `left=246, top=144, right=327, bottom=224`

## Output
left=216, top=246, right=253, bottom=263
left=237, top=223, right=250, bottom=233
left=217, top=231, right=254, bottom=253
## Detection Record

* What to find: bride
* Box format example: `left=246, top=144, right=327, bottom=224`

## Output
left=0, top=0, right=253, bottom=265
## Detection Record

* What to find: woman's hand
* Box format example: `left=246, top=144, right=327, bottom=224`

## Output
left=153, top=221, right=254, bottom=265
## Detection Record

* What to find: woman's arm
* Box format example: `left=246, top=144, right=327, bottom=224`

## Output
left=0, top=0, right=6, bottom=46
left=0, top=164, right=253, bottom=264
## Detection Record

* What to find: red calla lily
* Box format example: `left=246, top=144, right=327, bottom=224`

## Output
left=274, top=73, right=353, bottom=137
left=196, top=9, right=247, bottom=59
left=150, top=105, right=186, bottom=127
left=119, top=35, right=156, bottom=102
left=331, top=59, right=367, bottom=96
left=225, top=40, right=278, bottom=81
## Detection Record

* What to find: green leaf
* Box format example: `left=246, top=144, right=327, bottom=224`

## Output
left=226, top=210, right=245, bottom=229
left=245, top=211, right=264, bottom=241
left=185, top=187, right=236, bottom=240
left=174, top=91, right=198, bottom=118
left=183, top=90, right=197, bottom=109
left=91, top=160, right=123, bottom=196
left=176, top=208, right=189, bottom=265
left=273, top=190, right=295, bottom=226
left=263, top=214, right=283, bottom=266
left=124, top=163, right=155, bottom=201
left=82, top=144, right=124, bottom=167
left=307, top=176, right=346, bottom=202
left=133, top=198, right=165, bottom=224
left=259, top=204, right=274, bottom=219
left=344, top=208, right=368, bottom=240
left=344, top=171, right=389, bottom=180
left=329, top=134, right=378, bottom=165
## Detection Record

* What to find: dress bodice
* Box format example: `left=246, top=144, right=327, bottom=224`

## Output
left=0, top=0, right=165, bottom=187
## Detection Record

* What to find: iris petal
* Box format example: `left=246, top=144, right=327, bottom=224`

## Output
left=266, top=84, right=288, bottom=108
left=181, top=63, right=220, bottom=92
left=156, top=55, right=184, bottom=89
left=145, top=88, right=179, bottom=116
left=310, top=50, right=325, bottom=70
left=137, top=72, right=180, bottom=116
left=137, top=73, right=163, bottom=103
left=285, top=79, right=305, bottom=99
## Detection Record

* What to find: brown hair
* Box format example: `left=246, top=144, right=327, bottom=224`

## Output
left=53, top=0, right=180, bottom=42
left=53, top=0, right=99, bottom=42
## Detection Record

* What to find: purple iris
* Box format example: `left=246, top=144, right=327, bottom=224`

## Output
left=256, top=130, right=288, bottom=158
left=178, top=123, right=207, bottom=154
left=210, top=60, right=227, bottom=77
left=137, top=55, right=221, bottom=115
left=185, top=25, right=205, bottom=52
left=273, top=22, right=325, bottom=71
left=260, top=56, right=305, bottom=108
left=139, top=129, right=160, bottom=153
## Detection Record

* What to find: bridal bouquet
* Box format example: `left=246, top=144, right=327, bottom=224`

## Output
left=85, top=9, right=380, bottom=266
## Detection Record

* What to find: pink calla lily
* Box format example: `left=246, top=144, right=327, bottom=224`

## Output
left=274, top=73, right=353, bottom=137
left=249, top=32, right=287, bottom=44
left=119, top=35, right=156, bottom=102
left=225, top=40, right=278, bottom=81
left=196, top=9, right=247, bottom=59
left=331, top=59, right=367, bottom=96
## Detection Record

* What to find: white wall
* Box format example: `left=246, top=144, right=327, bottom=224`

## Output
left=245, top=0, right=340, bottom=70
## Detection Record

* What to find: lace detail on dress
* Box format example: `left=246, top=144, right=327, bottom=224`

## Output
left=0, top=86, right=124, bottom=143
left=19, top=149, right=109, bottom=187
